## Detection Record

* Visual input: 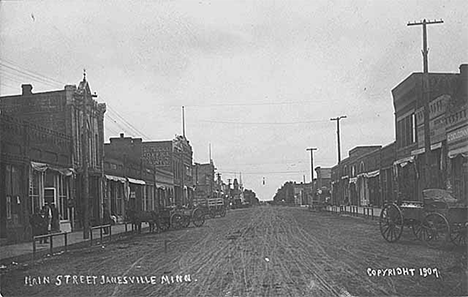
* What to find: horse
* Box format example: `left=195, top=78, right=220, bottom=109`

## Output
left=126, top=209, right=158, bottom=233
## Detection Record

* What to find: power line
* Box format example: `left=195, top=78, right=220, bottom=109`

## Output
left=0, top=59, right=66, bottom=85
left=197, top=119, right=329, bottom=125
left=218, top=170, right=306, bottom=175
left=106, top=105, right=152, bottom=139
left=0, top=59, right=154, bottom=141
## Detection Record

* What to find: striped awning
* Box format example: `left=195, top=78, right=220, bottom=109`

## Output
left=127, top=177, right=146, bottom=185
left=105, top=175, right=126, bottom=183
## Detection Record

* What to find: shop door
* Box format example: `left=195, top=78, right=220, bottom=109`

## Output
left=44, top=188, right=56, bottom=206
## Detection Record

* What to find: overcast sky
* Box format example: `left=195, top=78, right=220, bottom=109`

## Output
left=1, top=0, right=467, bottom=200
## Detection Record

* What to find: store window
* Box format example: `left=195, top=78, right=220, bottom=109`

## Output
left=6, top=196, right=12, bottom=219
left=116, top=185, right=123, bottom=215
left=5, top=165, right=21, bottom=220
left=58, top=176, right=69, bottom=220
left=29, top=170, right=41, bottom=214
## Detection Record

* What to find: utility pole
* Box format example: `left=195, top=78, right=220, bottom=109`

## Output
left=182, top=106, right=186, bottom=138
left=330, top=116, right=347, bottom=164
left=306, top=147, right=317, bottom=206
left=306, top=147, right=317, bottom=182
left=408, top=19, right=443, bottom=188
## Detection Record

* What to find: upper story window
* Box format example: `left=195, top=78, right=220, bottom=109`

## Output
left=359, top=161, right=365, bottom=173
left=397, top=113, right=417, bottom=148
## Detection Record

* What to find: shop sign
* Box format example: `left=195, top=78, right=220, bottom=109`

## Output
left=447, top=126, right=468, bottom=144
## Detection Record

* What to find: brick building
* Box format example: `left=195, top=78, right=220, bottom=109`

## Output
left=193, top=161, right=216, bottom=202
left=331, top=146, right=382, bottom=206
left=0, top=113, right=73, bottom=244
left=104, top=133, right=190, bottom=209
left=445, top=64, right=468, bottom=202
left=392, top=64, right=465, bottom=201
left=103, top=151, right=173, bottom=222
left=0, top=77, right=106, bottom=231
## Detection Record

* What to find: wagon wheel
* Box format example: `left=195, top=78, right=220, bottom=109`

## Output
left=171, top=213, right=184, bottom=230
left=412, top=221, right=430, bottom=241
left=449, top=222, right=467, bottom=247
left=158, top=217, right=170, bottom=232
left=192, top=208, right=205, bottom=227
left=422, top=213, right=450, bottom=248
left=379, top=204, right=404, bottom=243
left=220, top=206, right=226, bottom=217
left=209, top=209, right=216, bottom=219
left=181, top=214, right=191, bottom=228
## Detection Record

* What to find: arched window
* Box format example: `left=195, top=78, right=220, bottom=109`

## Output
left=359, top=161, right=365, bottom=173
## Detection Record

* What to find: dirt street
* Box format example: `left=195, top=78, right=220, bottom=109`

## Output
left=1, top=206, right=466, bottom=297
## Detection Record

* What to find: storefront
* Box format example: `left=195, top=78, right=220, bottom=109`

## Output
left=105, top=174, right=126, bottom=222
left=447, top=125, right=468, bottom=203
left=394, top=156, right=418, bottom=202
left=127, top=177, right=146, bottom=212
left=29, top=161, right=75, bottom=232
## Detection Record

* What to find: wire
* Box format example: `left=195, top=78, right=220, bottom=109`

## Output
left=219, top=170, right=306, bottom=175
left=0, top=59, right=154, bottom=141
left=106, top=105, right=152, bottom=139
left=197, top=119, right=330, bottom=125
left=0, top=60, right=65, bottom=87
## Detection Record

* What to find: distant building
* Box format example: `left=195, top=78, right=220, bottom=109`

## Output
left=105, top=133, right=191, bottom=207
left=193, top=161, right=216, bottom=203
left=331, top=146, right=382, bottom=206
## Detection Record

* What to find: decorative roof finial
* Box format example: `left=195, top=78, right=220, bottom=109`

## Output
left=83, top=68, right=87, bottom=81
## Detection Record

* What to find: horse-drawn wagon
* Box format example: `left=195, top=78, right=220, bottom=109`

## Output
left=169, top=206, right=206, bottom=229
left=193, top=197, right=226, bottom=218
left=126, top=205, right=205, bottom=233
left=379, top=189, right=467, bottom=247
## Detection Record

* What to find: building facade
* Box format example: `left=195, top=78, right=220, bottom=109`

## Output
left=138, top=135, right=193, bottom=207
left=104, top=134, right=180, bottom=215
left=0, top=78, right=106, bottom=232
left=392, top=64, right=466, bottom=202
left=0, top=113, right=73, bottom=243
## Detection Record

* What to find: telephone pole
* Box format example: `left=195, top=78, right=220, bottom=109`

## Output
left=182, top=106, right=186, bottom=138
left=407, top=19, right=443, bottom=187
left=330, top=116, right=347, bottom=163
left=306, top=147, right=317, bottom=183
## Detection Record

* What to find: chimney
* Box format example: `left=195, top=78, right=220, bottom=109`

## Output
left=21, top=84, right=33, bottom=95
left=460, top=64, right=468, bottom=96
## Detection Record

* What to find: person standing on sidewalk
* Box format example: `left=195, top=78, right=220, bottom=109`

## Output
left=102, top=203, right=111, bottom=234
left=50, top=203, right=60, bottom=232
left=29, top=209, right=43, bottom=243
left=44, top=203, right=52, bottom=232
left=39, top=207, right=49, bottom=243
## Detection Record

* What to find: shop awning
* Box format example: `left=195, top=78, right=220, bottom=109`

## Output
left=367, top=169, right=380, bottom=178
left=156, top=182, right=174, bottom=189
left=31, top=161, right=75, bottom=176
left=393, top=156, right=414, bottom=167
left=448, top=146, right=468, bottom=158
left=127, top=177, right=146, bottom=185
left=105, top=175, right=126, bottom=183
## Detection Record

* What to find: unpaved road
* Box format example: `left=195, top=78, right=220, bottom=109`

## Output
left=1, top=206, right=466, bottom=296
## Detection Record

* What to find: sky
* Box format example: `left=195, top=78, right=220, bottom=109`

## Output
left=1, top=0, right=467, bottom=200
